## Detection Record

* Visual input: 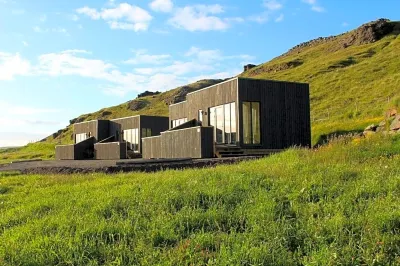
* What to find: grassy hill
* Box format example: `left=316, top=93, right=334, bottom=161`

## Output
left=1, top=134, right=400, bottom=264
left=1, top=19, right=399, bottom=162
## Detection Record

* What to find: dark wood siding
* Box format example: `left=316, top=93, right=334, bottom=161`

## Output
left=55, top=145, right=74, bottom=160
left=238, top=78, right=311, bottom=149
left=56, top=137, right=96, bottom=160
left=141, top=136, right=162, bottom=159
left=94, top=142, right=127, bottom=160
left=110, top=115, right=169, bottom=153
left=73, top=120, right=109, bottom=143
left=169, top=79, right=238, bottom=128
left=142, top=127, right=214, bottom=159
left=140, top=116, right=169, bottom=136
left=110, top=116, right=140, bottom=141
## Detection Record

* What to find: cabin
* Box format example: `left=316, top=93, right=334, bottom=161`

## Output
left=142, top=77, right=311, bottom=158
left=56, top=77, right=311, bottom=160
left=55, top=115, right=169, bottom=160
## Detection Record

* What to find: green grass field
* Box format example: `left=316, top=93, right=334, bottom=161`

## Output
left=1, top=134, right=400, bottom=265
left=0, top=143, right=55, bottom=164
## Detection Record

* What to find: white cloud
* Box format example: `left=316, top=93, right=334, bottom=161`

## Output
left=302, top=0, right=325, bottom=12
left=33, top=26, right=69, bottom=35
left=0, top=52, right=31, bottom=80
left=150, top=0, right=173, bottom=13
left=77, top=3, right=152, bottom=31
left=70, top=14, right=79, bottom=21
left=275, top=14, right=284, bottom=22
left=12, top=9, right=25, bottom=15
left=0, top=101, right=61, bottom=115
left=342, top=22, right=349, bottom=27
left=169, top=5, right=230, bottom=31
left=0, top=47, right=255, bottom=97
left=250, top=0, right=283, bottom=24
left=263, top=0, right=282, bottom=11
left=22, top=41, right=29, bottom=47
left=124, top=50, right=171, bottom=65
left=76, top=7, right=100, bottom=19
left=311, top=6, right=325, bottom=12
left=0, top=132, right=50, bottom=147
left=250, top=12, right=269, bottom=24
left=39, top=14, right=47, bottom=22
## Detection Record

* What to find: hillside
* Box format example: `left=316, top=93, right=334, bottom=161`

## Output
left=1, top=134, right=400, bottom=264
left=1, top=18, right=399, bottom=162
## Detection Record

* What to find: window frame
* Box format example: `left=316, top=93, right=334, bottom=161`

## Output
left=242, top=101, right=261, bottom=146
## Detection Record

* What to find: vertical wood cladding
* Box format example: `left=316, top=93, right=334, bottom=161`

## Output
left=142, top=127, right=214, bottom=159
left=94, top=142, right=127, bottom=160
left=55, top=145, right=74, bottom=160
left=169, top=79, right=238, bottom=128
left=110, top=115, right=169, bottom=153
left=238, top=78, right=311, bottom=149
left=55, top=137, right=95, bottom=160
left=74, top=120, right=109, bottom=143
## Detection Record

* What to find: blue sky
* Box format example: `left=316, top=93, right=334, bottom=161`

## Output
left=0, top=0, right=398, bottom=146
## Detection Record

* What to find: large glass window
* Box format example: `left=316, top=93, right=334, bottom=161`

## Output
left=242, top=102, right=261, bottom=145
left=123, top=128, right=139, bottom=152
left=172, top=118, right=188, bottom=128
left=75, top=133, right=88, bottom=144
left=209, top=102, right=236, bottom=144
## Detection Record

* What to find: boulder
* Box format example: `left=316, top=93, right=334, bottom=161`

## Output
left=364, top=124, right=378, bottom=132
left=128, top=99, right=149, bottom=111
left=386, top=108, right=397, bottom=118
left=390, top=115, right=400, bottom=131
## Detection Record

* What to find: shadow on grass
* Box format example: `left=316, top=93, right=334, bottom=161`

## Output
left=314, top=129, right=363, bottom=147
left=0, top=171, right=21, bottom=178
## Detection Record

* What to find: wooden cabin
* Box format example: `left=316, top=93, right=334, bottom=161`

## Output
left=142, top=77, right=311, bottom=158
left=56, top=77, right=311, bottom=160
left=55, top=115, right=169, bottom=160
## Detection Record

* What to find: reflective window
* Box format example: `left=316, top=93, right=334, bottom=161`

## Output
left=242, top=102, right=261, bottom=145
left=198, top=110, right=203, bottom=123
left=123, top=128, right=139, bottom=152
left=209, top=102, right=236, bottom=144
left=172, top=118, right=188, bottom=128
left=142, top=128, right=152, bottom=138
left=75, top=133, right=88, bottom=144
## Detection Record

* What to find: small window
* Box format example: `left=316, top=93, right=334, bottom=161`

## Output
left=141, top=128, right=152, bottom=138
left=198, top=110, right=203, bottom=124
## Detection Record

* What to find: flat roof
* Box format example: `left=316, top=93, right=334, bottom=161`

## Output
left=73, top=115, right=168, bottom=125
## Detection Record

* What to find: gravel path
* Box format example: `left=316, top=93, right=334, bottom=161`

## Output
left=0, top=157, right=261, bottom=175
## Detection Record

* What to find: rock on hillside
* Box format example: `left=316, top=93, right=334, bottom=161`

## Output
left=282, top=18, right=397, bottom=57
left=363, top=108, right=400, bottom=135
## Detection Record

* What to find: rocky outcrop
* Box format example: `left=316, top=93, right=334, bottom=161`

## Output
left=282, top=19, right=397, bottom=57
left=342, top=19, right=395, bottom=48
left=137, top=91, right=161, bottom=98
left=363, top=108, right=400, bottom=135
left=127, top=99, right=149, bottom=111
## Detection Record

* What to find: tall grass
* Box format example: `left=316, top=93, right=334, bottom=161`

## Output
left=1, top=134, right=400, bottom=265
left=0, top=143, right=55, bottom=164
